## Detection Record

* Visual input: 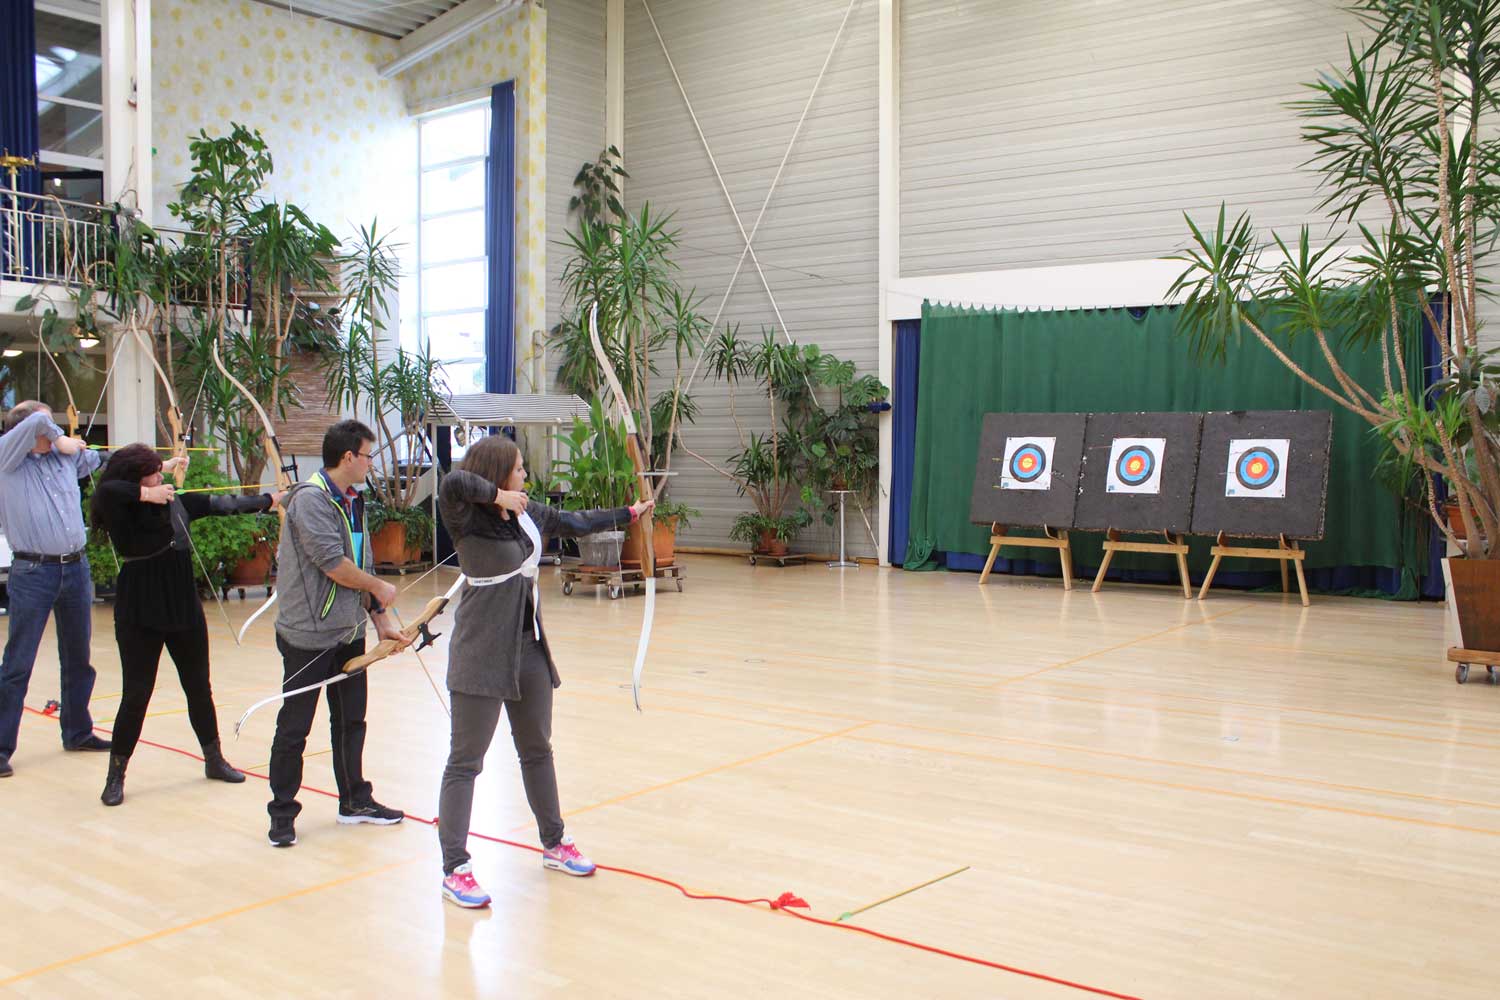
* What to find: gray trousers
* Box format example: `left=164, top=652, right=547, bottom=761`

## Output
left=438, top=639, right=564, bottom=873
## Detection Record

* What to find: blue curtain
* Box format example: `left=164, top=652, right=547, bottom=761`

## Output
left=2, top=0, right=42, bottom=277
left=484, top=80, right=516, bottom=394
left=888, top=320, right=921, bottom=563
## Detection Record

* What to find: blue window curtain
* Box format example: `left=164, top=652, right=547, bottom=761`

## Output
left=888, top=319, right=921, bottom=564
left=484, top=80, right=516, bottom=394
left=2, top=0, right=42, bottom=276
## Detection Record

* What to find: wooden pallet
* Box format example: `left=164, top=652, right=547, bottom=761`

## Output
left=561, top=563, right=685, bottom=599
left=747, top=552, right=809, bottom=567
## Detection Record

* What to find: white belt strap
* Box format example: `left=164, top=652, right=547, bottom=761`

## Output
left=464, top=512, right=542, bottom=640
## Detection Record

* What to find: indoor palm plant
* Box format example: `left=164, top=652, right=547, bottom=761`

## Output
left=325, top=222, right=442, bottom=566
left=1171, top=0, right=1499, bottom=652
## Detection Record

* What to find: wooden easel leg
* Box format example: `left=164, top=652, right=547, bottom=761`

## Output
left=1092, top=547, right=1115, bottom=593
left=1198, top=553, right=1223, bottom=601
left=1059, top=531, right=1074, bottom=591
left=1292, top=544, right=1309, bottom=607
left=1173, top=535, right=1191, bottom=599
left=979, top=542, right=1001, bottom=586
left=1280, top=556, right=1289, bottom=594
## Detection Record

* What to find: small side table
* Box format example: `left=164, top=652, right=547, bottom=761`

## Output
left=826, top=490, right=857, bottom=569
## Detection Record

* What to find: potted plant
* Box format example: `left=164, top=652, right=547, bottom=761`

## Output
left=688, top=326, right=886, bottom=555
left=553, top=152, right=709, bottom=565
left=324, top=222, right=443, bottom=569
left=1170, top=0, right=1500, bottom=658
left=552, top=397, right=636, bottom=568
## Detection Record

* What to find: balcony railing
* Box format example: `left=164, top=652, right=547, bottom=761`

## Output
left=1, top=187, right=249, bottom=310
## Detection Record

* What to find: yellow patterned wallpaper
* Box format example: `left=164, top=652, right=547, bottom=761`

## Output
left=149, top=0, right=417, bottom=248
left=396, top=1, right=548, bottom=379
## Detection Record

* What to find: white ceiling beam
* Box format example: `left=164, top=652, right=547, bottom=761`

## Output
left=378, top=0, right=523, bottom=79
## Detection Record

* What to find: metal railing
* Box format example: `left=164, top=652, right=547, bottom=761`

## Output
left=1, top=187, right=249, bottom=310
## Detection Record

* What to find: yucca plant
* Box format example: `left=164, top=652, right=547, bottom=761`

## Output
left=1171, top=0, right=1500, bottom=555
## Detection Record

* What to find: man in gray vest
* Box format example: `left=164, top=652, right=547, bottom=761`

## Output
left=265, top=419, right=410, bottom=847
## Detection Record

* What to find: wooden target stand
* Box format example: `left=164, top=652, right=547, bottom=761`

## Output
left=1198, top=531, right=1309, bottom=607
left=1092, top=529, right=1191, bottom=598
left=978, top=523, right=1074, bottom=590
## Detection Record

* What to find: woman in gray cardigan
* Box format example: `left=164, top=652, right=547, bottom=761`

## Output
left=436, top=434, right=652, bottom=908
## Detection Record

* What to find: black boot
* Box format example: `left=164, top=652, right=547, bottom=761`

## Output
left=101, top=754, right=128, bottom=806
left=202, top=741, right=245, bottom=783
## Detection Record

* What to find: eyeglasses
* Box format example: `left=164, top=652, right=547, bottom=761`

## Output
left=354, top=450, right=373, bottom=460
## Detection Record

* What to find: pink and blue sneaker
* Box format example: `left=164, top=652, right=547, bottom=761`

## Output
left=441, top=863, right=492, bottom=908
left=541, top=834, right=596, bottom=876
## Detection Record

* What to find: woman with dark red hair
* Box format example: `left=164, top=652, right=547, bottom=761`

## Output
left=88, top=444, right=283, bottom=806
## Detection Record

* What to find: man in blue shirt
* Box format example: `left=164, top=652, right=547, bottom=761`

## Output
left=0, top=401, right=112, bottom=777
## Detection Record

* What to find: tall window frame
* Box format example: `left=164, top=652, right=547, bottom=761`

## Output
left=414, top=100, right=490, bottom=398
left=34, top=1, right=105, bottom=179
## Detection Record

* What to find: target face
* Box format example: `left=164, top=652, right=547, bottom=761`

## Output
left=1225, top=438, right=1289, bottom=498
left=1105, top=437, right=1165, bottom=495
left=1000, top=437, right=1055, bottom=491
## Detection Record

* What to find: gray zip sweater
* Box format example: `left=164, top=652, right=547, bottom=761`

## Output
left=274, top=475, right=375, bottom=651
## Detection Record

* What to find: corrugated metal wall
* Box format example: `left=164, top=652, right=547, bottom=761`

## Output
left=622, top=0, right=880, bottom=555
left=899, top=0, right=1366, bottom=277
left=545, top=0, right=607, bottom=346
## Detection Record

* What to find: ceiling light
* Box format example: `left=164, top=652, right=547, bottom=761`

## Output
left=79, top=338, right=100, bottom=348
left=2, top=349, right=21, bottom=358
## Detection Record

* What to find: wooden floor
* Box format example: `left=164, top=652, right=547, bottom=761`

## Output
left=3, top=554, right=1495, bottom=999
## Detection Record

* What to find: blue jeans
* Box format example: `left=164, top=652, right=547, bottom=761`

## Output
left=0, top=557, right=98, bottom=756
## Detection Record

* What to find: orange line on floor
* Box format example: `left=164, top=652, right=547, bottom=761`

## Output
left=562, top=723, right=873, bottom=820
left=844, top=733, right=1500, bottom=838
left=0, top=858, right=417, bottom=987
left=991, top=604, right=1254, bottom=687
left=562, top=681, right=1500, bottom=813
left=1033, top=691, right=1500, bottom=753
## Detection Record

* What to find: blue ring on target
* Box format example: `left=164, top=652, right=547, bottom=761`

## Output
left=1114, top=445, right=1156, bottom=487
left=1235, top=448, right=1280, bottom=491
left=1008, top=443, right=1048, bottom=483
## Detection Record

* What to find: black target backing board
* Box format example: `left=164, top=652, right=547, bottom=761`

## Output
left=968, top=412, right=1088, bottom=528
left=1189, top=409, right=1333, bottom=540
left=1074, top=412, right=1203, bottom=533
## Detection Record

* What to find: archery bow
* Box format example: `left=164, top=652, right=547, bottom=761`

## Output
left=233, top=569, right=464, bottom=735
left=587, top=301, right=656, bottom=711
left=211, top=336, right=297, bottom=643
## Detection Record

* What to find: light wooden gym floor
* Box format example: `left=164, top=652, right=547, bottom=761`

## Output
left=3, top=554, right=1494, bottom=999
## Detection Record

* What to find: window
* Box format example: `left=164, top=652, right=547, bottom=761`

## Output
left=34, top=8, right=104, bottom=175
left=415, top=103, right=489, bottom=397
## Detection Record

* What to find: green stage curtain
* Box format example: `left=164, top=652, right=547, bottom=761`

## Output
left=904, top=302, right=1427, bottom=596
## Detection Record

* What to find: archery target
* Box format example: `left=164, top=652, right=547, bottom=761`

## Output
left=1225, top=438, right=1289, bottom=498
left=1105, top=437, right=1165, bottom=495
left=1000, top=437, right=1055, bottom=491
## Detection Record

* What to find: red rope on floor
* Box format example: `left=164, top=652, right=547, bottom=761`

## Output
left=21, top=706, right=1146, bottom=999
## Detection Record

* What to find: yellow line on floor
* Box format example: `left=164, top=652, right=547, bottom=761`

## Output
left=0, top=858, right=418, bottom=987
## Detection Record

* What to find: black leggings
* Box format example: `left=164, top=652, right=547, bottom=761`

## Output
left=112, top=619, right=219, bottom=758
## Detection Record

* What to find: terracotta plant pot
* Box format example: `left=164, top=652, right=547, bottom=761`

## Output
left=755, top=528, right=788, bottom=558
left=621, top=515, right=678, bottom=569
left=1443, top=501, right=1469, bottom=541
left=1444, top=557, right=1500, bottom=653
left=228, top=539, right=274, bottom=587
left=372, top=522, right=421, bottom=566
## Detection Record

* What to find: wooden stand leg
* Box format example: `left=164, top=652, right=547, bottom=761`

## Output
left=1173, top=533, right=1191, bottom=599
left=1291, top=540, right=1309, bottom=607
left=979, top=523, right=1003, bottom=586
left=1092, top=547, right=1116, bottom=593
left=1198, top=533, right=1225, bottom=601
left=1280, top=555, right=1290, bottom=594
left=1058, top=530, right=1073, bottom=591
